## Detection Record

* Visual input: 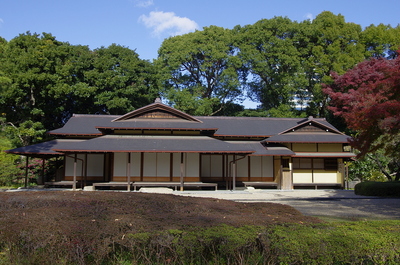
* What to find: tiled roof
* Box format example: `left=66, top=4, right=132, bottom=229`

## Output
left=49, top=114, right=338, bottom=138
left=226, top=142, right=295, bottom=156
left=263, top=132, right=351, bottom=143
left=4, top=140, right=85, bottom=156
left=293, top=152, right=356, bottom=158
left=52, top=135, right=255, bottom=154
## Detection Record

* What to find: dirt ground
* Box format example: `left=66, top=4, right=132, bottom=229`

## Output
left=0, top=191, right=322, bottom=234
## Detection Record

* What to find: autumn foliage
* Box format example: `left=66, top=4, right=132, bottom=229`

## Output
left=324, top=52, right=400, bottom=158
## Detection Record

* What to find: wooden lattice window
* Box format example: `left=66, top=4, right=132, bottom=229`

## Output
left=324, top=158, right=338, bottom=170
left=281, top=158, right=290, bottom=169
left=138, top=111, right=178, bottom=119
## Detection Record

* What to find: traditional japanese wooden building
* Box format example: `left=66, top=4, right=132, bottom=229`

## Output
left=6, top=99, right=355, bottom=190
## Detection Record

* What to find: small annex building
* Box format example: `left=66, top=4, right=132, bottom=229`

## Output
left=6, top=99, right=355, bottom=191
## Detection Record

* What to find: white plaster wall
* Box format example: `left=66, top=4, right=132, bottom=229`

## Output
left=210, top=155, right=223, bottom=177
left=236, top=157, right=248, bottom=178
left=293, top=170, right=313, bottom=183
left=143, top=153, right=157, bottom=177
left=129, top=152, right=141, bottom=176
left=185, top=153, right=199, bottom=177
left=157, top=153, right=170, bottom=177
left=113, top=152, right=127, bottom=177
left=262, top=156, right=274, bottom=178
left=313, top=171, right=340, bottom=183
left=86, top=154, right=104, bottom=176
left=65, top=154, right=85, bottom=176
left=249, top=156, right=273, bottom=178
left=250, top=156, right=261, bottom=177
left=201, top=155, right=211, bottom=177
left=172, top=153, right=182, bottom=177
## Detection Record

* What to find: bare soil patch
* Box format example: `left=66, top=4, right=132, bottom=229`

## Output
left=0, top=191, right=321, bottom=234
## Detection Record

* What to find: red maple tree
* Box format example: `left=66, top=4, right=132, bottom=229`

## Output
left=324, top=53, right=400, bottom=180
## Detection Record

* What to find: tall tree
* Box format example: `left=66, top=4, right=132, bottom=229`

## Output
left=157, top=26, right=243, bottom=115
left=236, top=17, right=304, bottom=110
left=324, top=53, right=400, bottom=180
left=360, top=23, right=400, bottom=59
left=85, top=44, right=160, bottom=115
left=0, top=32, right=79, bottom=135
left=0, top=33, right=160, bottom=145
left=298, top=11, right=366, bottom=117
left=235, top=12, right=367, bottom=117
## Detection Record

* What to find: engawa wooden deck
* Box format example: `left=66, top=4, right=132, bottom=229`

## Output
left=242, top=181, right=278, bottom=188
left=132, top=182, right=218, bottom=191
left=91, top=181, right=218, bottom=191
left=45, top=181, right=80, bottom=188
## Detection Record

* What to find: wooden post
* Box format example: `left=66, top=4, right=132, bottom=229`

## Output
left=180, top=153, right=184, bottom=191
left=25, top=156, right=29, bottom=188
left=127, top=153, right=131, bottom=191
left=84, top=154, right=88, bottom=187
left=232, top=161, right=236, bottom=191
left=73, top=153, right=77, bottom=191
left=39, top=158, right=45, bottom=185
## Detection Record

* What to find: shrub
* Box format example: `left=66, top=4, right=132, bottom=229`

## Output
left=0, top=135, right=21, bottom=187
left=267, top=221, right=400, bottom=264
left=1, top=222, right=400, bottom=264
left=355, top=181, right=400, bottom=197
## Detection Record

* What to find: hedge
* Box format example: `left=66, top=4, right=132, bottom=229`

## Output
left=355, top=181, right=400, bottom=197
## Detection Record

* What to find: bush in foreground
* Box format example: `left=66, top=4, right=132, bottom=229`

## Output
left=1, top=222, right=399, bottom=264
left=355, top=181, right=400, bottom=197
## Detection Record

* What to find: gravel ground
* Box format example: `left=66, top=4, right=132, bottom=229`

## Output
left=173, top=189, right=400, bottom=220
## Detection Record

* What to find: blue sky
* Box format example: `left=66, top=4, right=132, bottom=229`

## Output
left=0, top=0, right=399, bottom=107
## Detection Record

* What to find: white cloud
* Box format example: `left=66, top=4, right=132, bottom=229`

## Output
left=134, top=0, right=154, bottom=8
left=139, top=11, right=199, bottom=37
left=304, top=13, right=314, bottom=21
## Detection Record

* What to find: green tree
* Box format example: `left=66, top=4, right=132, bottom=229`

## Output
left=157, top=26, right=243, bottom=115
left=0, top=33, right=160, bottom=145
left=0, top=32, right=89, bottom=132
left=360, top=23, right=400, bottom=59
left=348, top=151, right=391, bottom=182
left=236, top=17, right=305, bottom=110
left=86, top=44, right=160, bottom=115
left=0, top=132, right=21, bottom=186
left=298, top=11, right=366, bottom=117
left=235, top=12, right=367, bottom=118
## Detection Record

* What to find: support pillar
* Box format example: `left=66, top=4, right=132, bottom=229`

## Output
left=232, top=161, right=236, bottom=191
left=127, top=153, right=131, bottom=191
left=73, top=153, right=77, bottom=191
left=38, top=158, right=45, bottom=185
left=25, top=156, right=29, bottom=188
left=180, top=153, right=184, bottom=191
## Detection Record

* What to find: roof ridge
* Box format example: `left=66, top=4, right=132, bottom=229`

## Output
left=73, top=114, right=119, bottom=117
left=195, top=116, right=306, bottom=120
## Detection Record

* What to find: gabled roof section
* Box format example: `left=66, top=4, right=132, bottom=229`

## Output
left=112, top=98, right=202, bottom=123
left=278, top=116, right=343, bottom=135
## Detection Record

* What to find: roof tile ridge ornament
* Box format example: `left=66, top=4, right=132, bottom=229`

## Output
left=111, top=98, right=203, bottom=123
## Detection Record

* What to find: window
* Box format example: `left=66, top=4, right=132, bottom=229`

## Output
left=281, top=158, right=290, bottom=169
left=292, top=158, right=311, bottom=169
left=292, top=158, right=338, bottom=171
left=313, top=159, right=324, bottom=169
left=324, top=158, right=338, bottom=170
